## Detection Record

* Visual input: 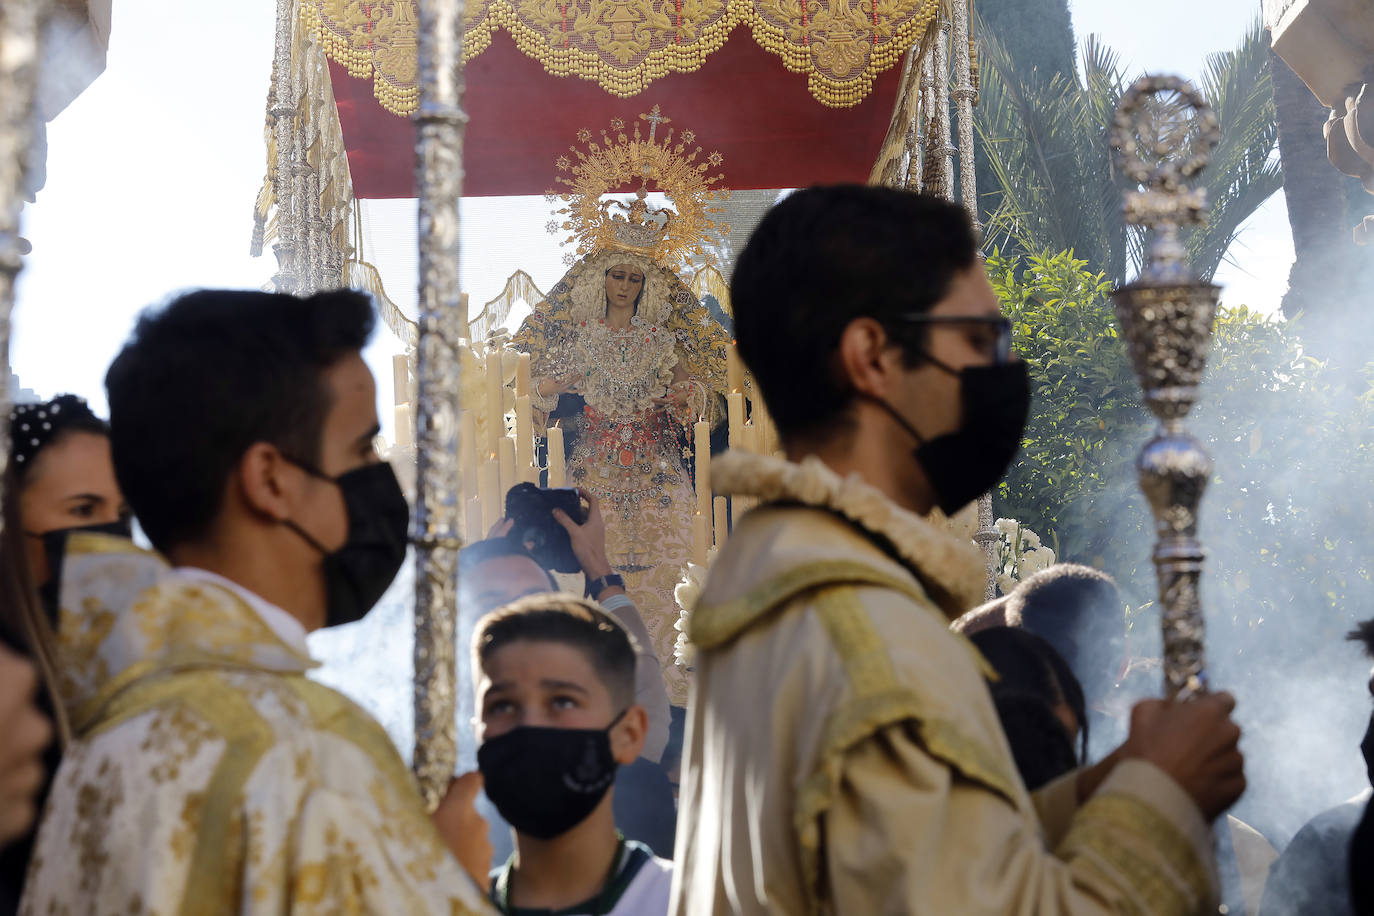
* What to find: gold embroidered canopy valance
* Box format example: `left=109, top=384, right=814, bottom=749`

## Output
left=303, top=0, right=942, bottom=113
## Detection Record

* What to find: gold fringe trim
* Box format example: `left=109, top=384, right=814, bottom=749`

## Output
left=300, top=0, right=944, bottom=113
left=689, top=263, right=732, bottom=319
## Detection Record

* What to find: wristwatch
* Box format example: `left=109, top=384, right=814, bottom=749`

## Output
left=586, top=573, right=626, bottom=598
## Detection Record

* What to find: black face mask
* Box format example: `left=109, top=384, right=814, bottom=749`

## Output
left=477, top=711, right=625, bottom=840
left=28, top=519, right=135, bottom=625
left=868, top=357, right=1031, bottom=515
left=281, top=460, right=410, bottom=628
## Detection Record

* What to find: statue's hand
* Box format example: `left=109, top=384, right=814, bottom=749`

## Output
left=652, top=380, right=694, bottom=415
left=536, top=374, right=580, bottom=398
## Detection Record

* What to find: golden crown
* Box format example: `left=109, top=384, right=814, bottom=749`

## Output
left=546, top=106, right=731, bottom=270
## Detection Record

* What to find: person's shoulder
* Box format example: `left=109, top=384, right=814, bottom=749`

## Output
left=1284, top=790, right=1372, bottom=850
left=611, top=842, right=673, bottom=915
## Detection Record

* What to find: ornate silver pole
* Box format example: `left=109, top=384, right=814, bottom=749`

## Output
left=948, top=0, right=999, bottom=598
left=910, top=49, right=932, bottom=190
left=270, top=0, right=299, bottom=292
left=0, top=0, right=49, bottom=487
left=931, top=22, right=955, bottom=197
left=1110, top=77, right=1221, bottom=700
left=412, top=0, right=467, bottom=810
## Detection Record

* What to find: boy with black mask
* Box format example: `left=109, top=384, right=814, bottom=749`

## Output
left=21, top=289, right=495, bottom=915
left=474, top=593, right=671, bottom=915
left=672, top=186, right=1246, bottom=915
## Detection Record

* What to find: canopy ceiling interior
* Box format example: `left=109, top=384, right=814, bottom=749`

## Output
left=314, top=0, right=929, bottom=198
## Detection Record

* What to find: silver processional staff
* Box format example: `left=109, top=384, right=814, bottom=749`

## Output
left=1110, top=76, right=1223, bottom=701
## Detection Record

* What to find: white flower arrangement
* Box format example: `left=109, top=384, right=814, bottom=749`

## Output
left=994, top=517, right=1056, bottom=596
left=672, top=560, right=711, bottom=669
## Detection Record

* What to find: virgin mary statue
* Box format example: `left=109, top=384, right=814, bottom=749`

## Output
left=510, top=110, right=732, bottom=705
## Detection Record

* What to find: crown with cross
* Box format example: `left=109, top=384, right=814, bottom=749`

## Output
left=545, top=106, right=731, bottom=270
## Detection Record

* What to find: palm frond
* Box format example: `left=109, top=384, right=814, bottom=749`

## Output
left=973, top=18, right=1280, bottom=285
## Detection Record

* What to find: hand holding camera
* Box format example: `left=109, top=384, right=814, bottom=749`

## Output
left=550, top=488, right=618, bottom=587
left=501, top=484, right=624, bottom=599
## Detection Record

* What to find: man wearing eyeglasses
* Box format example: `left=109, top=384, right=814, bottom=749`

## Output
left=670, top=186, right=1245, bottom=915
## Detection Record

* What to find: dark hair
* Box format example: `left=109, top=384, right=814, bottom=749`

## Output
left=1006, top=563, right=1122, bottom=696
left=105, top=289, right=375, bottom=553
left=730, top=186, right=979, bottom=439
left=992, top=693, right=1079, bottom=790
left=473, top=594, right=636, bottom=708
left=970, top=625, right=1088, bottom=765
left=0, top=393, right=116, bottom=746
left=9, top=395, right=109, bottom=486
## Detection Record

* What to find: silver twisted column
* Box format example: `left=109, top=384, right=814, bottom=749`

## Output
left=948, top=0, right=999, bottom=598
left=1110, top=76, right=1222, bottom=700
left=0, top=0, right=49, bottom=489
left=269, top=0, right=299, bottom=293
left=412, top=0, right=468, bottom=810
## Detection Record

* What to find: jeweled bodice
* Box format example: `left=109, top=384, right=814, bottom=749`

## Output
left=575, top=315, right=677, bottom=419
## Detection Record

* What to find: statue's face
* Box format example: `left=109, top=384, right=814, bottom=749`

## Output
left=604, top=264, right=644, bottom=309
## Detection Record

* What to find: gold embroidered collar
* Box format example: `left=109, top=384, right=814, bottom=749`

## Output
left=712, top=451, right=986, bottom=618
left=55, top=532, right=317, bottom=734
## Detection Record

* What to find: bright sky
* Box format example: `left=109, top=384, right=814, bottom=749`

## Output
left=15, top=0, right=1291, bottom=433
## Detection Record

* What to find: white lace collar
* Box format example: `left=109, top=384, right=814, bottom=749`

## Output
left=713, top=450, right=987, bottom=616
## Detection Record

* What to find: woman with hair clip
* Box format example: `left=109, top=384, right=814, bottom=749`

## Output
left=0, top=394, right=129, bottom=914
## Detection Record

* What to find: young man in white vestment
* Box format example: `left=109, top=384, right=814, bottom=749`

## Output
left=670, top=186, right=1247, bottom=916
left=21, top=289, right=495, bottom=914
left=473, top=593, right=672, bottom=915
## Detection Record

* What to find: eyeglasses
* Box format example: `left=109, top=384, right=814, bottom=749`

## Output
left=893, top=314, right=1014, bottom=365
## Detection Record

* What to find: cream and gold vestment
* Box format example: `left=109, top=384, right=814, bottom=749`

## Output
left=671, top=453, right=1219, bottom=916
left=21, top=533, right=494, bottom=916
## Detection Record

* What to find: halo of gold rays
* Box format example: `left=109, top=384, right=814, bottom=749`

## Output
left=546, top=106, right=731, bottom=270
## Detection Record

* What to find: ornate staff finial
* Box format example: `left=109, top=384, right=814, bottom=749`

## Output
left=1110, top=75, right=1222, bottom=701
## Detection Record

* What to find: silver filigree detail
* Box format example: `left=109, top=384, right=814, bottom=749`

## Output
left=270, top=0, right=299, bottom=292
left=1111, top=75, right=1220, bottom=700
left=412, top=0, right=468, bottom=811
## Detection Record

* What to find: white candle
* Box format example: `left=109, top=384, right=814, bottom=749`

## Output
left=755, top=399, right=778, bottom=456
left=515, top=395, right=535, bottom=484
left=515, top=352, right=532, bottom=399
left=459, top=409, right=479, bottom=502
left=727, top=392, right=745, bottom=452
left=694, top=419, right=711, bottom=516
left=499, top=437, right=516, bottom=501
left=479, top=461, right=500, bottom=534
left=547, top=426, right=566, bottom=487
left=692, top=512, right=709, bottom=565
left=713, top=496, right=728, bottom=547
left=392, top=353, right=410, bottom=407
left=726, top=342, right=744, bottom=394
left=465, top=496, right=483, bottom=544
left=484, top=349, right=504, bottom=457
left=394, top=404, right=412, bottom=448
left=458, top=292, right=470, bottom=342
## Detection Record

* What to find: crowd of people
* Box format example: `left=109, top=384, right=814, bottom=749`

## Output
left=0, top=185, right=1369, bottom=914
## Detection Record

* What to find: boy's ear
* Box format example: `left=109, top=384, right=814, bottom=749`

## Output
left=610, top=705, right=647, bottom=765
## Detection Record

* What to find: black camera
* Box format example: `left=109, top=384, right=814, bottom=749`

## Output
left=503, top=483, right=589, bottom=574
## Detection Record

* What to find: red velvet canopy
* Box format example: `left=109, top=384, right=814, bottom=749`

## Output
left=331, top=31, right=902, bottom=199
